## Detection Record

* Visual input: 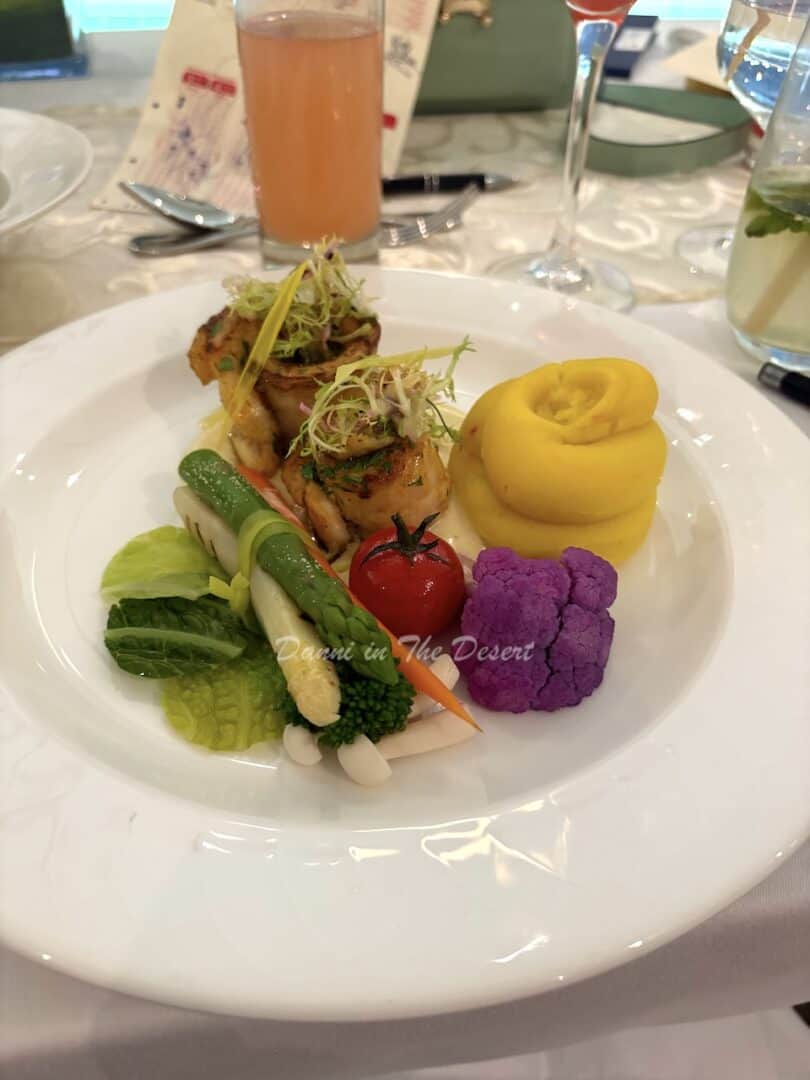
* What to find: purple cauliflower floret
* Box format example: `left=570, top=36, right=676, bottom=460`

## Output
left=455, top=546, right=618, bottom=714
left=465, top=652, right=551, bottom=715
left=560, top=546, right=617, bottom=612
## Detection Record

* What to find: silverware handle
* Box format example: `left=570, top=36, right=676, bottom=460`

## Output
left=129, top=222, right=258, bottom=256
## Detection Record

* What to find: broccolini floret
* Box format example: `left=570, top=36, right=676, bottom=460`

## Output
left=290, top=662, right=414, bottom=748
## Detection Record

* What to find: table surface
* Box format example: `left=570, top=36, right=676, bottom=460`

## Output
left=1, top=22, right=809, bottom=1080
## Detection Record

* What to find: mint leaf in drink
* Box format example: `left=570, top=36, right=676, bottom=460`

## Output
left=745, top=180, right=810, bottom=239
left=746, top=210, right=788, bottom=237
left=746, top=207, right=810, bottom=238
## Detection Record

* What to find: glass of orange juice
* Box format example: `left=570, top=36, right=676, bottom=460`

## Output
left=235, top=0, right=383, bottom=265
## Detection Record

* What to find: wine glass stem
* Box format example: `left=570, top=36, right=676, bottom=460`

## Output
left=550, top=18, right=621, bottom=257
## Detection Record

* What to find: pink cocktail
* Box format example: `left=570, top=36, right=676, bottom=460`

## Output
left=235, top=1, right=383, bottom=264
left=567, top=0, right=635, bottom=24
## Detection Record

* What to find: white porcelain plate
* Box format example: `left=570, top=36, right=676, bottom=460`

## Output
left=0, top=108, right=92, bottom=237
left=1, top=269, right=808, bottom=1020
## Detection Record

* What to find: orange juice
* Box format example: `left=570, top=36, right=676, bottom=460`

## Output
left=237, top=12, right=382, bottom=251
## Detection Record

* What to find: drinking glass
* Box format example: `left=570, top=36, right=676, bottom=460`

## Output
left=489, top=0, right=637, bottom=312
left=677, top=0, right=810, bottom=277
left=726, top=13, right=810, bottom=370
left=234, top=0, right=383, bottom=265
left=719, top=0, right=809, bottom=127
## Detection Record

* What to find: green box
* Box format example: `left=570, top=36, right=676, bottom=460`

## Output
left=0, top=0, right=74, bottom=64
left=417, top=0, right=575, bottom=114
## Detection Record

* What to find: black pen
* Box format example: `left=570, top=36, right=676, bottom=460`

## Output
left=383, top=172, right=515, bottom=196
left=758, top=362, right=810, bottom=408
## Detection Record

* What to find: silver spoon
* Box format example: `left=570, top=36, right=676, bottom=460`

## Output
left=129, top=221, right=259, bottom=256
left=120, top=181, right=249, bottom=231
left=119, top=180, right=465, bottom=232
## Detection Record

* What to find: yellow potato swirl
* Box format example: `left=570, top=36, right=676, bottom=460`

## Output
left=450, top=358, right=667, bottom=564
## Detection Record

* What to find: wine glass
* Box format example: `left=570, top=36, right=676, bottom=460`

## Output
left=677, top=0, right=810, bottom=277
left=489, top=0, right=637, bottom=312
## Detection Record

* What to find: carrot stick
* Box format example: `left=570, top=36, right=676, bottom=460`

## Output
left=237, top=464, right=480, bottom=731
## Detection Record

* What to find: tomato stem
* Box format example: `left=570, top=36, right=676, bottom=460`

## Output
left=360, top=513, right=449, bottom=566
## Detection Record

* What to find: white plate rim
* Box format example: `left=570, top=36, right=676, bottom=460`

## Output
left=1, top=268, right=808, bottom=1020
left=0, top=107, right=93, bottom=237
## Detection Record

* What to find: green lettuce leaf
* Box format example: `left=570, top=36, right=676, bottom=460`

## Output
left=100, top=526, right=227, bottom=604
left=104, top=596, right=250, bottom=678
left=162, top=644, right=298, bottom=750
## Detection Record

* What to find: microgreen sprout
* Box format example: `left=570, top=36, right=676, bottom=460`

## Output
left=291, top=339, right=473, bottom=461
left=223, top=240, right=375, bottom=362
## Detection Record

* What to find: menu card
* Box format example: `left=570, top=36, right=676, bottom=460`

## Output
left=95, top=0, right=440, bottom=215
left=382, top=0, right=441, bottom=166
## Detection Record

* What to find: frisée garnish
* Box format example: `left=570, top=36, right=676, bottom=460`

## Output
left=291, top=339, right=471, bottom=461
left=225, top=242, right=376, bottom=361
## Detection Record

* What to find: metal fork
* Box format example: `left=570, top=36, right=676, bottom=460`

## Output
left=128, top=185, right=478, bottom=256
left=381, top=184, right=479, bottom=248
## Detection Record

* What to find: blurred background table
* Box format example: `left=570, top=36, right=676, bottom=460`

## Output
left=0, top=21, right=751, bottom=352
left=1, top=20, right=808, bottom=1080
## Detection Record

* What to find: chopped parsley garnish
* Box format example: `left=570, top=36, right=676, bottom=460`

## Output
left=320, top=447, right=396, bottom=495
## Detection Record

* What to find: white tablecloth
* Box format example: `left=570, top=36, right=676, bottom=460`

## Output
left=1, top=26, right=809, bottom=1080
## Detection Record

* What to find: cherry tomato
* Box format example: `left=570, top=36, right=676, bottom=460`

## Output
left=349, top=514, right=466, bottom=638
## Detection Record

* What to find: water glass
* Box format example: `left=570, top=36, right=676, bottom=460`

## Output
left=677, top=0, right=810, bottom=277
left=726, top=12, right=810, bottom=371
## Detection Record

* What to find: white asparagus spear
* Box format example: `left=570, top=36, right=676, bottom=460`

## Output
left=377, top=709, right=476, bottom=761
left=173, top=485, right=340, bottom=727
left=248, top=567, right=340, bottom=727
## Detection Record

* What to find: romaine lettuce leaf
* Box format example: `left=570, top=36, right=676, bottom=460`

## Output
left=100, top=526, right=227, bottom=604
left=104, top=596, right=250, bottom=678
left=162, top=644, right=298, bottom=750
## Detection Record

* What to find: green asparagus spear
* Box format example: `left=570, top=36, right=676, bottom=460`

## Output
left=179, top=450, right=398, bottom=684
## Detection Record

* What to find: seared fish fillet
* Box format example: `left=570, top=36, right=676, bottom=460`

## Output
left=188, top=307, right=259, bottom=385
left=318, top=436, right=450, bottom=537
left=217, top=370, right=281, bottom=474
left=281, top=450, right=351, bottom=559
left=188, top=307, right=381, bottom=452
